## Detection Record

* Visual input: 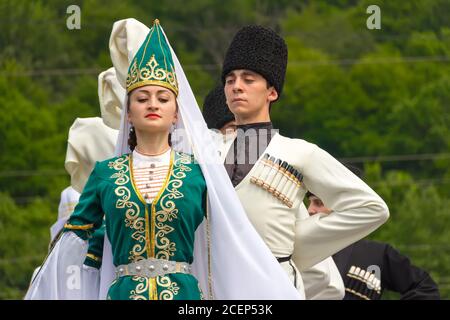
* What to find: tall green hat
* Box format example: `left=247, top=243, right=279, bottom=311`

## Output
left=126, top=19, right=178, bottom=95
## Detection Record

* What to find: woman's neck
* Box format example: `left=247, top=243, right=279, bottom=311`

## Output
left=135, top=130, right=171, bottom=156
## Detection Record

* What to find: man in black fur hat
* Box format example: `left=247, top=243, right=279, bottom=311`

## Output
left=203, top=83, right=349, bottom=299
left=212, top=25, right=390, bottom=297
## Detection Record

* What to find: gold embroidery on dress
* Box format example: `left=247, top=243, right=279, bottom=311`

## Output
left=154, top=153, right=191, bottom=260
left=64, top=223, right=94, bottom=230
left=109, top=156, right=147, bottom=262
left=129, top=276, right=149, bottom=300
left=157, top=276, right=179, bottom=300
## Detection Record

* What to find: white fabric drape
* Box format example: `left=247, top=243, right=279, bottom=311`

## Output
left=65, top=117, right=118, bottom=193
left=50, top=186, right=80, bottom=243
left=98, top=67, right=125, bottom=130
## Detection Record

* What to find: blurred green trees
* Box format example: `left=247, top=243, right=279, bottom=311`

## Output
left=0, top=0, right=448, bottom=299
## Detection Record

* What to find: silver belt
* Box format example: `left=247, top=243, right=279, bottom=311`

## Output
left=116, top=258, right=192, bottom=278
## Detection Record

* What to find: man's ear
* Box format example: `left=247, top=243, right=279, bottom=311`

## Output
left=268, top=87, right=278, bottom=102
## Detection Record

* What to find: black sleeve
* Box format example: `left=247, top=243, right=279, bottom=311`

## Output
left=382, top=244, right=440, bottom=300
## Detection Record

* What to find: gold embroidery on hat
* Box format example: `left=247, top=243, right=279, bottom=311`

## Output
left=126, top=55, right=178, bottom=94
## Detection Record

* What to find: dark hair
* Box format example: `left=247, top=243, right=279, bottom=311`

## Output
left=126, top=95, right=138, bottom=151
left=126, top=92, right=178, bottom=151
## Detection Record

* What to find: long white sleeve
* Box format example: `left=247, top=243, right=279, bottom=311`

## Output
left=292, top=142, right=389, bottom=271
left=24, top=232, right=99, bottom=300
left=302, top=257, right=345, bottom=300
left=296, top=203, right=344, bottom=299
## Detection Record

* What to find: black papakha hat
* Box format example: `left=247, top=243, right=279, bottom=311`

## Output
left=202, top=84, right=235, bottom=130
left=221, top=25, right=288, bottom=100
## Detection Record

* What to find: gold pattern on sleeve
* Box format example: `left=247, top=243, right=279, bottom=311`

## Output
left=85, top=253, right=102, bottom=262
left=64, top=223, right=94, bottom=230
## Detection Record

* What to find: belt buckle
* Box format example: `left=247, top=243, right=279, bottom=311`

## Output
left=142, top=258, right=174, bottom=278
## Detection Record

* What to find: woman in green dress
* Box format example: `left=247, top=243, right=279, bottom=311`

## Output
left=66, top=89, right=206, bottom=300
left=25, top=19, right=302, bottom=300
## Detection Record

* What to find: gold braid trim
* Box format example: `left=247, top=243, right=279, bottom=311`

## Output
left=86, top=253, right=102, bottom=262
left=206, top=193, right=214, bottom=300
left=64, top=223, right=94, bottom=230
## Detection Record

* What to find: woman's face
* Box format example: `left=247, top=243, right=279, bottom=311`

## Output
left=127, top=85, right=178, bottom=134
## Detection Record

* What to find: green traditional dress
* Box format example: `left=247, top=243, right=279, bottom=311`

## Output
left=65, top=150, right=207, bottom=300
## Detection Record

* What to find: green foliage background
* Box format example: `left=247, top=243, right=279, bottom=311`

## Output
left=0, top=0, right=448, bottom=299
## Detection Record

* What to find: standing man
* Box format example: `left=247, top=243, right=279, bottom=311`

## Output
left=214, top=25, right=390, bottom=296
left=307, top=191, right=440, bottom=300
left=203, top=84, right=344, bottom=299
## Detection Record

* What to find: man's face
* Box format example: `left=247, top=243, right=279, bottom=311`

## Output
left=307, top=195, right=332, bottom=216
left=224, top=69, right=277, bottom=122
